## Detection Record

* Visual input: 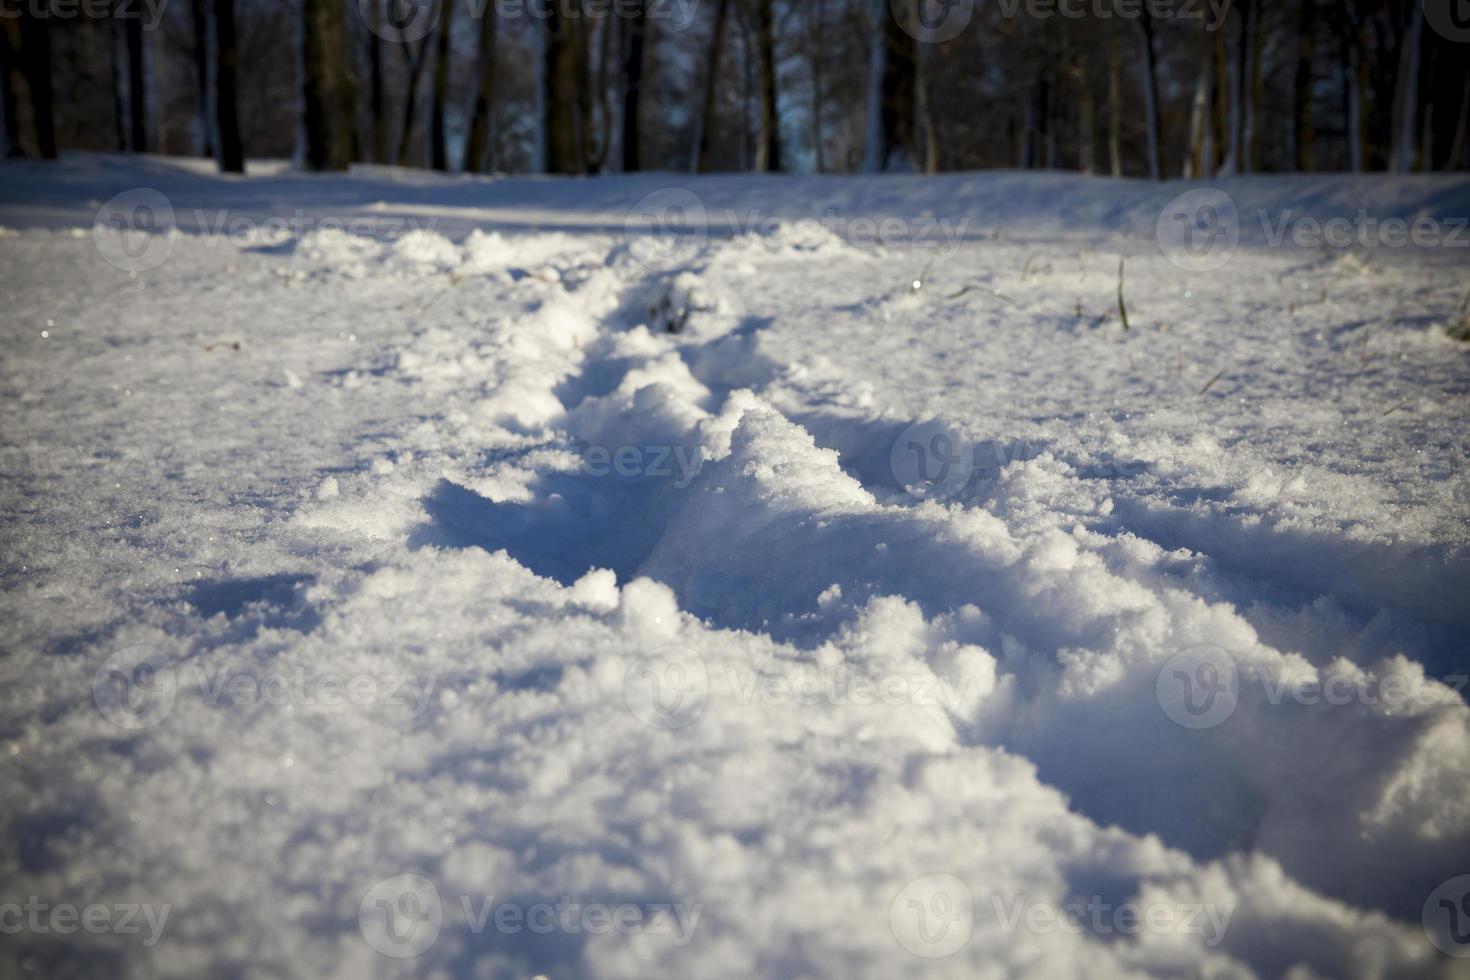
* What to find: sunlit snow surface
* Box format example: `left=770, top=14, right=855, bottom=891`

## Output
left=1, top=154, right=1468, bottom=978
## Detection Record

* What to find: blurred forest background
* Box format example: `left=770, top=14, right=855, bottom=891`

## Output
left=2, top=0, right=1468, bottom=177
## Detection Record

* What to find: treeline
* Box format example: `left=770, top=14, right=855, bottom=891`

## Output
left=2, top=0, right=1466, bottom=176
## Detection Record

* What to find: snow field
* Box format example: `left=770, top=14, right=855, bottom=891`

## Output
left=1, top=158, right=1468, bottom=977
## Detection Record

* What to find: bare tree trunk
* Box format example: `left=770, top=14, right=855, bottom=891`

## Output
left=1042, top=57, right=1056, bottom=169
left=463, top=2, right=498, bottom=172
left=0, top=57, right=14, bottom=160
left=865, top=0, right=916, bottom=172
left=543, top=4, right=580, bottom=173
left=1336, top=3, right=1365, bottom=172
left=1233, top=0, right=1257, bottom=173
left=1107, top=31, right=1122, bottom=177
left=1389, top=0, right=1423, bottom=172
left=740, top=9, right=752, bottom=169
left=0, top=16, right=26, bottom=157
left=1449, top=77, right=1470, bottom=172
left=26, top=11, right=54, bottom=158
left=917, top=40, right=939, bottom=172
left=1077, top=54, right=1095, bottom=175
left=1290, top=0, right=1316, bottom=171
left=620, top=0, right=646, bottom=171
left=1421, top=94, right=1435, bottom=171
left=691, top=0, right=731, bottom=172
left=215, top=0, right=245, bottom=173
left=861, top=0, right=881, bottom=171
left=575, top=13, right=593, bottom=169
left=191, top=0, right=213, bottom=157
left=1221, top=0, right=1244, bottom=173
left=754, top=0, right=780, bottom=171
left=302, top=0, right=354, bottom=171
left=125, top=13, right=146, bottom=152
left=368, top=0, right=387, bottom=163
left=1419, top=47, right=1439, bottom=169
left=430, top=0, right=455, bottom=171
left=1199, top=54, right=1215, bottom=178
left=1211, top=25, right=1227, bottom=172
left=808, top=0, right=825, bottom=173
left=110, top=20, right=127, bottom=151
left=1246, top=0, right=1261, bottom=172
left=1138, top=10, right=1161, bottom=179
left=395, top=37, right=430, bottom=166
left=1183, top=23, right=1209, bottom=177
left=588, top=14, right=615, bottom=171
left=1019, top=74, right=1041, bottom=169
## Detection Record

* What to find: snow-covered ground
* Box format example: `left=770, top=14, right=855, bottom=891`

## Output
left=1, top=154, right=1468, bottom=978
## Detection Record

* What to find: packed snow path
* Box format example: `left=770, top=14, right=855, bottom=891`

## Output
left=1, top=155, right=1469, bottom=978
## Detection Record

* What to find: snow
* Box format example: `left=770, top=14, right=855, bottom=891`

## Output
left=1, top=153, right=1468, bottom=978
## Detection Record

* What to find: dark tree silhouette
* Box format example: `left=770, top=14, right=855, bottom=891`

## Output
left=395, top=28, right=430, bottom=166
left=543, top=5, right=580, bottom=174
left=691, top=0, right=732, bottom=172
left=190, top=0, right=213, bottom=157
left=367, top=0, right=387, bottom=164
left=463, top=4, right=498, bottom=173
left=301, top=0, right=355, bottom=170
left=1291, top=0, right=1317, bottom=171
left=621, top=0, right=647, bottom=171
left=215, top=0, right=245, bottom=173
left=0, top=16, right=25, bottom=158
left=1138, top=8, right=1162, bottom=179
left=754, top=0, right=780, bottom=171
left=125, top=11, right=145, bottom=153
left=2, top=0, right=1462, bottom=177
left=430, top=0, right=455, bottom=171
left=866, top=0, right=917, bottom=172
